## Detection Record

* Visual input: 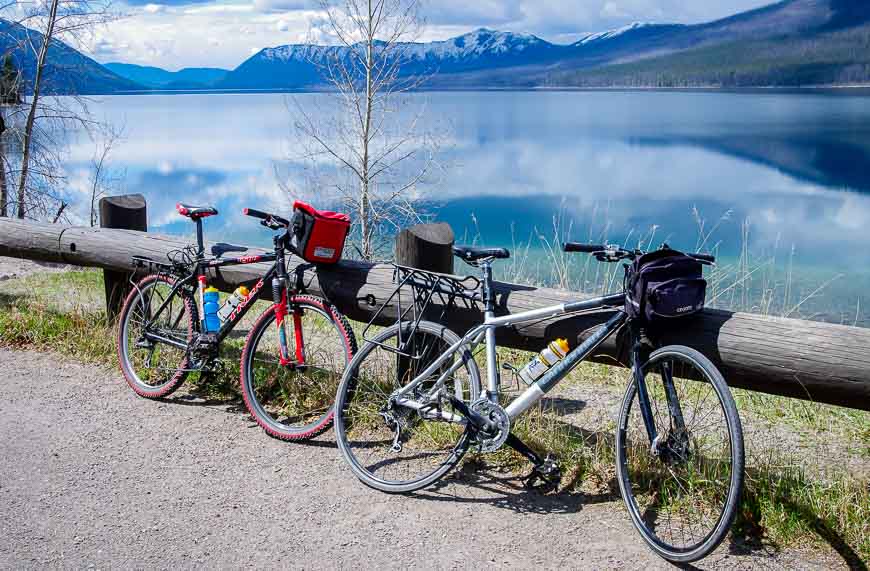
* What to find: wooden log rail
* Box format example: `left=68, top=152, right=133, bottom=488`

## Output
left=1, top=217, right=868, bottom=411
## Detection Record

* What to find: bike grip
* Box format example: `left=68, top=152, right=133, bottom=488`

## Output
left=563, top=242, right=606, bottom=253
left=243, top=207, right=270, bottom=220
left=273, top=214, right=291, bottom=227
left=690, top=252, right=716, bottom=263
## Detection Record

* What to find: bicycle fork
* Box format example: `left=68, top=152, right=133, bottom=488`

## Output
left=272, top=272, right=306, bottom=368
left=630, top=334, right=688, bottom=458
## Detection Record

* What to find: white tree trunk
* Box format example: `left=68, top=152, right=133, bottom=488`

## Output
left=16, top=0, right=60, bottom=219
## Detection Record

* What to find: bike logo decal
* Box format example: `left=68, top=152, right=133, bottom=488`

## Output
left=228, top=278, right=262, bottom=322
left=239, top=255, right=262, bottom=264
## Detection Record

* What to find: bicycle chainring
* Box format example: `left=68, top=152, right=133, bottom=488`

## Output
left=470, top=399, right=510, bottom=453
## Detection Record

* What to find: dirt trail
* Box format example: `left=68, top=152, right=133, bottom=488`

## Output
left=0, top=349, right=851, bottom=569
left=0, top=256, right=68, bottom=282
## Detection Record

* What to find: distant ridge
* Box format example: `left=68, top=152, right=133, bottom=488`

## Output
left=104, top=63, right=228, bottom=89
left=4, top=0, right=870, bottom=94
left=216, top=0, right=870, bottom=90
left=0, top=18, right=141, bottom=94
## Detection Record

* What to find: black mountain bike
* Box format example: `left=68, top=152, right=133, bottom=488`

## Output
left=117, top=202, right=357, bottom=441
left=334, top=242, right=744, bottom=563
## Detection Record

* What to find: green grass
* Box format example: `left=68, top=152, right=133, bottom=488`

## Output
left=1, top=268, right=868, bottom=562
left=0, top=269, right=115, bottom=363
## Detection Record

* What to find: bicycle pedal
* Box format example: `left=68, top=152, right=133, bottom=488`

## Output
left=523, top=454, right=561, bottom=492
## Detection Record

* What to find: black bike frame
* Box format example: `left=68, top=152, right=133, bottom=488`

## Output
left=139, top=232, right=293, bottom=351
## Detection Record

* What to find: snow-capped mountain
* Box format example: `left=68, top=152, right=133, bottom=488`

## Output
left=218, top=28, right=576, bottom=89
left=109, top=0, right=870, bottom=92
left=574, top=22, right=660, bottom=45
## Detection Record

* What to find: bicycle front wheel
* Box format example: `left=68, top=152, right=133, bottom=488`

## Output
left=616, top=345, right=744, bottom=563
left=240, top=295, right=357, bottom=441
left=334, top=320, right=481, bottom=493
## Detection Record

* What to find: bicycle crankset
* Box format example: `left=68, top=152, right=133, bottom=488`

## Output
left=470, top=399, right=510, bottom=453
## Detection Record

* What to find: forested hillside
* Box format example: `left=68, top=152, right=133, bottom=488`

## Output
left=548, top=22, right=870, bottom=88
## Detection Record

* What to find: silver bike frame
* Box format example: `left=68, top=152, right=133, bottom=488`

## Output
left=391, top=284, right=627, bottom=423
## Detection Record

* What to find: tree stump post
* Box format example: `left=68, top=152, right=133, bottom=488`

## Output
left=99, top=194, right=147, bottom=319
left=395, top=222, right=454, bottom=274
left=394, top=222, right=456, bottom=382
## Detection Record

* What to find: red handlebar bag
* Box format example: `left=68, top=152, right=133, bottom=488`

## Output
left=291, top=200, right=351, bottom=264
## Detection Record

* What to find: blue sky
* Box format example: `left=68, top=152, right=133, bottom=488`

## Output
left=89, top=0, right=774, bottom=70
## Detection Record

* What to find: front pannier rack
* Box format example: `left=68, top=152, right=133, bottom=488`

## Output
left=362, top=264, right=481, bottom=358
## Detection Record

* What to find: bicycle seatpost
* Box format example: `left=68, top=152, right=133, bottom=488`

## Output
left=194, top=218, right=205, bottom=258
left=480, top=261, right=495, bottom=313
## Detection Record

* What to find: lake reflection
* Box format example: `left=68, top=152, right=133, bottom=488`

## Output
left=64, top=91, right=870, bottom=322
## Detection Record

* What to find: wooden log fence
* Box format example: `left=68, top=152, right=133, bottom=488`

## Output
left=1, top=215, right=869, bottom=411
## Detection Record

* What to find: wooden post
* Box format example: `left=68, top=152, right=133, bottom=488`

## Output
left=98, top=194, right=146, bottom=319
left=395, top=222, right=456, bottom=382
left=395, top=222, right=454, bottom=274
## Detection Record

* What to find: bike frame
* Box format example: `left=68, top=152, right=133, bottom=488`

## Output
left=391, top=260, right=682, bottom=448
left=136, top=226, right=303, bottom=366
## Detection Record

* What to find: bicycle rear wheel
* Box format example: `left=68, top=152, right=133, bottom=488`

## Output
left=334, top=320, right=481, bottom=493
left=615, top=345, right=744, bottom=563
left=117, top=274, right=195, bottom=399
left=239, top=295, right=357, bottom=441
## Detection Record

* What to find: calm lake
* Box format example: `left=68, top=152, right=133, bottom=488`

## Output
left=64, top=91, right=870, bottom=324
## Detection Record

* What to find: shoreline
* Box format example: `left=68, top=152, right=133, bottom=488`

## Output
left=63, top=84, right=870, bottom=97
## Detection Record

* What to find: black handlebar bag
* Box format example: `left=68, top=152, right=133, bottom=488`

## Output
left=625, top=248, right=707, bottom=324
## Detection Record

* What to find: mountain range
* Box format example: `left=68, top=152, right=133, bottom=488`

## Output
left=2, top=0, right=870, bottom=94
left=102, top=63, right=228, bottom=90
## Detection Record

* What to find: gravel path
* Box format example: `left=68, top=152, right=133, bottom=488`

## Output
left=0, top=256, right=69, bottom=282
left=0, top=349, right=849, bottom=569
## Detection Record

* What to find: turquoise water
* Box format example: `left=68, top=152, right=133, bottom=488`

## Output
left=63, top=91, right=870, bottom=323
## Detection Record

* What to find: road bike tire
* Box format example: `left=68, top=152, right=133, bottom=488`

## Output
left=334, top=320, right=481, bottom=493
left=117, top=274, right=196, bottom=399
left=240, top=295, right=357, bottom=441
left=615, top=345, right=744, bottom=563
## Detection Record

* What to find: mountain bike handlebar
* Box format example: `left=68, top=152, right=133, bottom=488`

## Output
left=244, top=208, right=291, bottom=230
left=562, top=242, right=715, bottom=264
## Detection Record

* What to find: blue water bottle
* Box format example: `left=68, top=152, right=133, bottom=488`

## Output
left=203, top=287, right=221, bottom=332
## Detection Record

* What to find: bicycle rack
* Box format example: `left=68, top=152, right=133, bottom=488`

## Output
left=362, top=264, right=481, bottom=359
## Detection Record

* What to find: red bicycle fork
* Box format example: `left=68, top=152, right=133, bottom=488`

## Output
left=275, top=292, right=305, bottom=367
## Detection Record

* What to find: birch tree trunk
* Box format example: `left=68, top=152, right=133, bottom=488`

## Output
left=0, top=111, right=7, bottom=217
left=16, top=0, right=60, bottom=219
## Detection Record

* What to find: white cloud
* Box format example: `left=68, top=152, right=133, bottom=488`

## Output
left=143, top=3, right=165, bottom=13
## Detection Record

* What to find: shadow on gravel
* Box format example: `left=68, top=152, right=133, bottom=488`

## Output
left=540, top=396, right=587, bottom=415
left=731, top=489, right=868, bottom=571
left=409, top=459, right=615, bottom=516
left=159, top=392, right=340, bottom=449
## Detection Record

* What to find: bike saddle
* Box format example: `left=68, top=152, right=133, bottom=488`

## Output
left=211, top=242, right=248, bottom=258
left=176, top=202, right=218, bottom=220
left=453, top=245, right=510, bottom=262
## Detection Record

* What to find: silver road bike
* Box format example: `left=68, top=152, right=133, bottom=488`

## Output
left=334, top=242, right=744, bottom=564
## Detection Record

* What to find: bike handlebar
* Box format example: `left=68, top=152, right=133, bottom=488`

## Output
left=244, top=208, right=290, bottom=229
left=563, top=242, right=605, bottom=253
left=562, top=242, right=715, bottom=264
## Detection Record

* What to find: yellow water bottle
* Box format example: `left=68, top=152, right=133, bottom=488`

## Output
left=519, top=338, right=570, bottom=385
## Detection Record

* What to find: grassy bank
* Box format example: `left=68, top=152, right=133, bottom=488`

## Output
left=0, top=268, right=867, bottom=563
